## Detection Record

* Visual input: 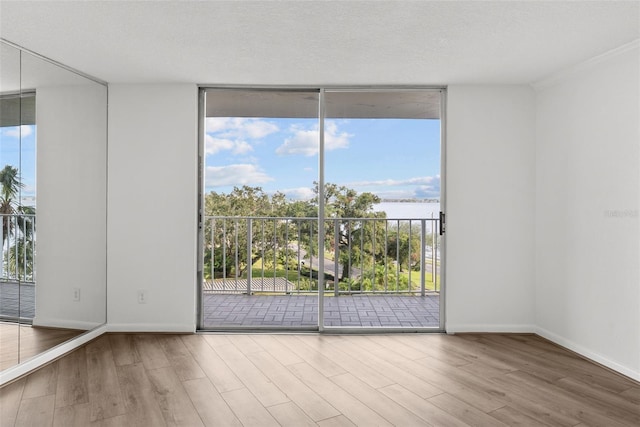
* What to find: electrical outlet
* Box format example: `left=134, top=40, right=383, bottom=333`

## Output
left=137, top=290, right=147, bottom=304
left=73, top=287, right=81, bottom=301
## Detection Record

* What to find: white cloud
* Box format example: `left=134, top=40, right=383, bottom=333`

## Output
left=347, top=175, right=440, bottom=188
left=3, top=125, right=33, bottom=138
left=243, top=120, right=279, bottom=139
left=206, top=164, right=273, bottom=187
left=282, top=187, right=316, bottom=201
left=205, top=135, right=254, bottom=155
left=205, top=135, right=233, bottom=154
left=206, top=117, right=279, bottom=139
left=232, top=141, right=253, bottom=155
left=346, top=175, right=441, bottom=199
left=276, top=121, right=351, bottom=156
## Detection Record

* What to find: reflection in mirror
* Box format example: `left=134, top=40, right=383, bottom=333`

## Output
left=0, top=40, right=107, bottom=373
left=0, top=42, right=22, bottom=370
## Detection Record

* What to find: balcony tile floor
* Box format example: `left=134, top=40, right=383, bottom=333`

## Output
left=202, top=293, right=440, bottom=328
left=1, top=282, right=440, bottom=329
left=0, top=282, right=35, bottom=320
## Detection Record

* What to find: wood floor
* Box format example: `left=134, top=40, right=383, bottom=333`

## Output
left=0, top=323, right=83, bottom=371
left=1, top=333, right=638, bottom=426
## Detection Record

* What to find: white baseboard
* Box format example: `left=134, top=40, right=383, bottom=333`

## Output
left=535, top=327, right=640, bottom=382
left=446, top=323, right=536, bottom=333
left=32, top=316, right=103, bottom=331
left=0, top=325, right=107, bottom=386
left=107, top=323, right=196, bottom=333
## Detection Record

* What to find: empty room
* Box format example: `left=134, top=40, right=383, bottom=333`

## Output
left=1, top=1, right=638, bottom=426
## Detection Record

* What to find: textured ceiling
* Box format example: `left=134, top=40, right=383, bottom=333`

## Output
left=1, top=1, right=638, bottom=85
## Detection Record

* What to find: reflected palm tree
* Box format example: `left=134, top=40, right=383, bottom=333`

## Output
left=0, top=165, right=35, bottom=281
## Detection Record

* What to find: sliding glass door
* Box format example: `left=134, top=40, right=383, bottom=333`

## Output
left=200, top=89, right=320, bottom=329
left=198, top=88, right=444, bottom=332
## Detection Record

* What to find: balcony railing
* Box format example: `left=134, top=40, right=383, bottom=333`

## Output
left=203, top=216, right=440, bottom=296
left=1, top=214, right=36, bottom=284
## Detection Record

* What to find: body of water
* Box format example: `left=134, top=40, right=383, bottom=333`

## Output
left=373, top=202, right=440, bottom=219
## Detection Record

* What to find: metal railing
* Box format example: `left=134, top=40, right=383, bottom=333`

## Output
left=203, top=216, right=440, bottom=296
left=1, top=214, right=36, bottom=283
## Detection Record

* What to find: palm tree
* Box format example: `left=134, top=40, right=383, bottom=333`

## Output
left=0, top=165, right=23, bottom=241
left=0, top=165, right=35, bottom=281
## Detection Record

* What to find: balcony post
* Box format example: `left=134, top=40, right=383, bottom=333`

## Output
left=420, top=219, right=426, bottom=296
left=432, top=217, right=437, bottom=292
left=334, top=219, right=339, bottom=297
left=246, top=218, right=252, bottom=295
left=0, top=216, right=4, bottom=279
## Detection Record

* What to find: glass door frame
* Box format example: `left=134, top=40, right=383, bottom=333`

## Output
left=197, top=86, right=447, bottom=333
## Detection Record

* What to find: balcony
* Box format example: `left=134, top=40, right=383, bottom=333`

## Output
left=0, top=214, right=35, bottom=322
left=202, top=216, right=441, bottom=329
left=0, top=214, right=442, bottom=329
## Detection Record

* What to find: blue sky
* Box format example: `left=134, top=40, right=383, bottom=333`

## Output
left=1, top=119, right=441, bottom=206
left=205, top=117, right=441, bottom=201
left=0, top=125, right=37, bottom=203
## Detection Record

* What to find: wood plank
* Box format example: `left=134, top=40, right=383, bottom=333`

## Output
left=156, top=335, right=206, bottom=381
left=288, top=362, right=393, bottom=427
left=53, top=402, right=91, bottom=427
left=226, top=334, right=264, bottom=354
left=22, top=361, right=58, bottom=399
left=55, top=346, right=89, bottom=408
left=337, top=335, right=443, bottom=398
left=247, top=350, right=340, bottom=422
left=296, top=335, right=395, bottom=389
left=392, top=334, right=475, bottom=367
left=116, top=362, right=166, bottom=426
left=492, top=371, right=631, bottom=427
left=428, top=393, right=509, bottom=427
left=108, top=334, right=141, bottom=366
left=146, top=366, right=204, bottom=427
left=249, top=334, right=305, bottom=366
left=488, top=405, right=549, bottom=427
left=274, top=335, right=347, bottom=378
left=430, top=334, right=520, bottom=374
left=267, top=401, right=318, bottom=427
left=0, top=377, right=25, bottom=426
left=85, top=335, right=127, bottom=422
left=133, top=335, right=171, bottom=371
left=6, top=332, right=640, bottom=427
left=15, top=394, right=55, bottom=426
left=221, top=387, right=280, bottom=427
left=378, top=383, right=466, bottom=427
left=468, top=335, right=569, bottom=383
left=478, top=374, right=582, bottom=427
left=620, top=386, right=640, bottom=405
left=388, top=355, right=506, bottom=413
left=330, top=372, right=429, bottom=426
left=554, top=376, right=640, bottom=425
left=366, top=335, right=430, bottom=360
left=212, top=339, right=289, bottom=407
left=316, top=415, right=357, bottom=427
left=183, top=377, right=242, bottom=427
left=180, top=334, right=244, bottom=393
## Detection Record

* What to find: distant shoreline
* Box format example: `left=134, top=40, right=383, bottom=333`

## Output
left=379, top=199, right=439, bottom=203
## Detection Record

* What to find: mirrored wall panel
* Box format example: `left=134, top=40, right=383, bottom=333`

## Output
left=0, top=40, right=107, bottom=372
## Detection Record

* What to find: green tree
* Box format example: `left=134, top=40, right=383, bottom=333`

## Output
left=386, top=225, right=421, bottom=272
left=203, top=186, right=298, bottom=279
left=313, top=182, right=385, bottom=282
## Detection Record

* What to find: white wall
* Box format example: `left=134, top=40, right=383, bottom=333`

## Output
left=446, top=85, right=536, bottom=332
left=535, top=43, right=640, bottom=380
left=107, top=84, right=198, bottom=332
left=35, top=84, right=107, bottom=329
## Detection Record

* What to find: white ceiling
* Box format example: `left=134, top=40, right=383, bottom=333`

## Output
left=1, top=1, right=638, bottom=86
